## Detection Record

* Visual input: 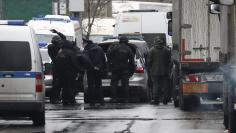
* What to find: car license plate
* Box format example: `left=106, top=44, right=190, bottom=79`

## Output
left=182, top=83, right=208, bottom=93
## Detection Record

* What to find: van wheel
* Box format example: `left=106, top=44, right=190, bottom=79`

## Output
left=32, top=111, right=45, bottom=126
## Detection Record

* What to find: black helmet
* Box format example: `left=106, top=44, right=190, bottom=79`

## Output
left=119, top=36, right=129, bottom=43
left=51, top=35, right=61, bottom=44
left=154, top=36, right=165, bottom=46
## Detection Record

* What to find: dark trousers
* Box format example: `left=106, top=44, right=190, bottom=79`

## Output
left=50, top=67, right=61, bottom=101
left=151, top=75, right=170, bottom=102
left=60, top=73, right=77, bottom=103
left=87, top=70, right=104, bottom=104
left=111, top=72, right=130, bottom=101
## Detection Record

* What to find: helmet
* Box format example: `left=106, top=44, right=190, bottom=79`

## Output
left=154, top=36, right=165, bottom=46
left=51, top=35, right=61, bottom=45
left=119, top=36, right=129, bottom=44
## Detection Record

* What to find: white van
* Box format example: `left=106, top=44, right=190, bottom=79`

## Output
left=82, top=18, right=115, bottom=43
left=114, top=10, right=172, bottom=48
left=28, top=15, right=83, bottom=48
left=0, top=20, right=45, bottom=126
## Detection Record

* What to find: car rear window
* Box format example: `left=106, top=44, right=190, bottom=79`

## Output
left=0, top=41, right=32, bottom=71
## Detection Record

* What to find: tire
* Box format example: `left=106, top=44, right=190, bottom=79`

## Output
left=179, top=93, right=189, bottom=110
left=32, top=111, right=45, bottom=126
left=174, top=99, right=179, bottom=107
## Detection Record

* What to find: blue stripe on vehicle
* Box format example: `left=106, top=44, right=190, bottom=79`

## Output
left=0, top=72, right=40, bottom=78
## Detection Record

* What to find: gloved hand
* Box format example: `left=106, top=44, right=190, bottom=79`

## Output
left=50, top=29, right=58, bottom=33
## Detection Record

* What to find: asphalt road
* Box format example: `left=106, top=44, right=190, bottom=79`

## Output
left=0, top=101, right=225, bottom=133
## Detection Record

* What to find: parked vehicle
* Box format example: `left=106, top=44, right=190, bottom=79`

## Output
left=84, top=38, right=149, bottom=102
left=40, top=48, right=53, bottom=97
left=113, top=10, right=172, bottom=48
left=0, top=20, right=45, bottom=126
left=28, top=14, right=83, bottom=48
left=171, top=0, right=223, bottom=110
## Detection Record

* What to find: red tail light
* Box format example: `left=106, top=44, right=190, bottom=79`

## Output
left=135, top=66, right=144, bottom=73
left=185, top=74, right=201, bottom=82
left=36, top=74, right=43, bottom=92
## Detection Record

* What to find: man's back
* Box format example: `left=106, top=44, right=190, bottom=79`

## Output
left=148, top=46, right=171, bottom=76
left=107, top=43, right=135, bottom=73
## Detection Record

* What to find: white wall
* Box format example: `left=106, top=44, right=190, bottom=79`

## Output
left=69, top=0, right=84, bottom=12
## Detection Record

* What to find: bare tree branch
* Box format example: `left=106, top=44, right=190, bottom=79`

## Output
left=84, top=0, right=112, bottom=39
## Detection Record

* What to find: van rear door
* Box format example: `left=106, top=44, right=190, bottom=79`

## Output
left=0, top=41, right=36, bottom=101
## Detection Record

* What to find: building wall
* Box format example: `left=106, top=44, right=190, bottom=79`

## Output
left=3, top=0, right=52, bottom=20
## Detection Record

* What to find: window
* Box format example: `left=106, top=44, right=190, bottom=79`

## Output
left=0, top=41, right=32, bottom=71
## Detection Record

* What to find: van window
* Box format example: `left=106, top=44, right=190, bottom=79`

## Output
left=0, top=41, right=32, bottom=71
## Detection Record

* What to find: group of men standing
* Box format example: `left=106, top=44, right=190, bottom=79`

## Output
left=47, top=28, right=171, bottom=106
left=48, top=29, right=135, bottom=106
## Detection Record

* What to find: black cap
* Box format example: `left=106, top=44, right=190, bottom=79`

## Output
left=51, top=35, right=61, bottom=44
left=119, top=36, right=129, bottom=43
left=82, top=38, right=93, bottom=44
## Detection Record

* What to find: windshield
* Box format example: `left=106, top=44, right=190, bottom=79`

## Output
left=35, top=34, right=74, bottom=44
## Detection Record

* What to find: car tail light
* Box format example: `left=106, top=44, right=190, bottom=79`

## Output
left=36, top=74, right=43, bottom=92
left=135, top=66, right=144, bottom=73
left=185, top=74, right=201, bottom=82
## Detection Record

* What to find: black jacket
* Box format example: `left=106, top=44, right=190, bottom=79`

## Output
left=83, top=43, right=106, bottom=71
left=107, top=43, right=135, bottom=74
left=48, top=43, right=61, bottom=63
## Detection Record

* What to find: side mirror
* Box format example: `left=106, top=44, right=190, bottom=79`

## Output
left=210, top=4, right=220, bottom=14
left=167, top=12, right=172, bottom=19
left=220, top=0, right=234, bottom=5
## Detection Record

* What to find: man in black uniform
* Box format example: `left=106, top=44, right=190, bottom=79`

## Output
left=83, top=38, right=106, bottom=106
left=107, top=36, right=135, bottom=103
left=48, top=35, right=62, bottom=104
left=55, top=44, right=79, bottom=105
left=49, top=29, right=81, bottom=105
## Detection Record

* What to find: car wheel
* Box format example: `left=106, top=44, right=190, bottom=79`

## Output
left=32, top=111, right=45, bottom=126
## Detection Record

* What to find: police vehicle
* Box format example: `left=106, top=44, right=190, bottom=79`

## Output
left=0, top=20, right=45, bottom=126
